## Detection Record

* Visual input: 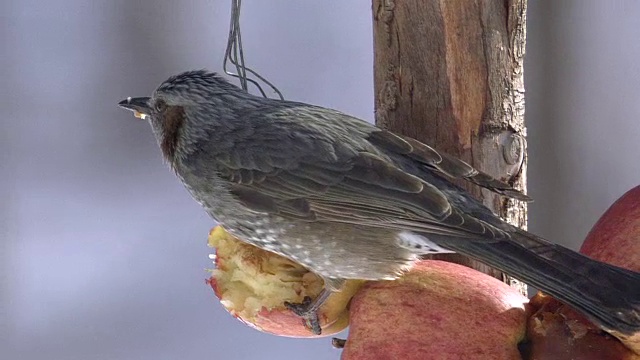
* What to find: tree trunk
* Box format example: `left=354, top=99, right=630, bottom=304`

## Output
left=372, top=0, right=528, bottom=291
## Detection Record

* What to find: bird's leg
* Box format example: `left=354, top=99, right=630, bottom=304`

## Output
left=284, top=278, right=345, bottom=335
left=284, top=288, right=333, bottom=335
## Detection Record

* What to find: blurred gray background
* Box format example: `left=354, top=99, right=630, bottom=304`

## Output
left=2, top=1, right=639, bottom=359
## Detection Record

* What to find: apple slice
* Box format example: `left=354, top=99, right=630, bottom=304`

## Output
left=206, top=226, right=364, bottom=337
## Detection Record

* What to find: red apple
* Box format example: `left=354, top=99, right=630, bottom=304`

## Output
left=528, top=185, right=640, bottom=357
left=581, top=185, right=640, bottom=272
left=206, top=226, right=364, bottom=337
left=581, top=185, right=640, bottom=355
left=341, top=260, right=529, bottom=360
left=527, top=294, right=638, bottom=359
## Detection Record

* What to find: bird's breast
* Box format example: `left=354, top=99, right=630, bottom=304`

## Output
left=173, top=162, right=418, bottom=281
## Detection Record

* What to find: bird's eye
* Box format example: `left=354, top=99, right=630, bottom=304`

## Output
left=154, top=100, right=167, bottom=113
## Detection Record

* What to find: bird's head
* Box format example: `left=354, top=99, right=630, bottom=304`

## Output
left=119, top=70, right=251, bottom=163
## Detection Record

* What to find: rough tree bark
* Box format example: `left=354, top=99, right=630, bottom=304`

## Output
left=372, top=0, right=528, bottom=289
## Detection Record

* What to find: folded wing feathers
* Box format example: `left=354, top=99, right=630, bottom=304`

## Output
left=222, top=133, right=515, bottom=239
left=367, top=130, right=531, bottom=201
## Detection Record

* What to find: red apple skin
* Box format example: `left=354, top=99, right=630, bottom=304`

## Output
left=580, top=185, right=640, bottom=354
left=528, top=185, right=640, bottom=357
left=580, top=185, right=640, bottom=272
left=341, top=260, right=529, bottom=360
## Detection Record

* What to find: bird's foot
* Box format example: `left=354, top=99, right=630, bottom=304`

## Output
left=284, top=296, right=322, bottom=335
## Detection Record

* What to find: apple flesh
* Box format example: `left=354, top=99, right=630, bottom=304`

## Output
left=528, top=185, right=640, bottom=357
left=341, top=260, right=529, bottom=360
left=527, top=294, right=638, bottom=359
left=206, top=226, right=364, bottom=338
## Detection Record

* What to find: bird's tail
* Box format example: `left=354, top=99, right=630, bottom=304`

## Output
left=429, top=229, right=640, bottom=334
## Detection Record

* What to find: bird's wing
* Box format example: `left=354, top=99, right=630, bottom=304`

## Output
left=199, top=105, right=513, bottom=241
left=367, top=130, right=531, bottom=201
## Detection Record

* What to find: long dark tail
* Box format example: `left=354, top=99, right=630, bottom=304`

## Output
left=430, top=229, right=640, bottom=334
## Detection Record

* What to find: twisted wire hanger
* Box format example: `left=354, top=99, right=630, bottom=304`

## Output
left=223, top=0, right=284, bottom=100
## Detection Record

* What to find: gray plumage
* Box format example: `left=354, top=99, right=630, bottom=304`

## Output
left=120, top=70, right=640, bottom=335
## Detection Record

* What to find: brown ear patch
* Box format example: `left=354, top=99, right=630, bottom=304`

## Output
left=161, top=106, right=185, bottom=161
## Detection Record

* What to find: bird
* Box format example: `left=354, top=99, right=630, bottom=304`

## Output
left=119, top=69, right=640, bottom=336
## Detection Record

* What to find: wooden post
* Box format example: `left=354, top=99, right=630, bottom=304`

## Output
left=373, top=0, right=528, bottom=288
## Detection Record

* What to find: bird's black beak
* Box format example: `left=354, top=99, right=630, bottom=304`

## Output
left=118, top=97, right=151, bottom=118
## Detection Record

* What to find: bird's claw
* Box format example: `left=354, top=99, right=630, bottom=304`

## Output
left=284, top=296, right=322, bottom=335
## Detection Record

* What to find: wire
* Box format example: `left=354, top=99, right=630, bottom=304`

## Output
left=223, top=0, right=284, bottom=100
